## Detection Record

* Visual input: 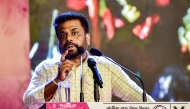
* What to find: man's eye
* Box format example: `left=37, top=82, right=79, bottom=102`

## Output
left=72, top=32, right=78, bottom=36
left=59, top=34, right=66, bottom=38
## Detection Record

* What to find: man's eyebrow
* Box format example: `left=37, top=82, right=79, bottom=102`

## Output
left=70, top=28, right=78, bottom=31
left=58, top=30, right=66, bottom=33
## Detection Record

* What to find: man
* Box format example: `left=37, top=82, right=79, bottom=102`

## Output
left=23, top=12, right=155, bottom=109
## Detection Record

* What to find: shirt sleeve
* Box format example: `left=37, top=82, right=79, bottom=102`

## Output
left=110, top=64, right=155, bottom=102
left=23, top=61, right=59, bottom=109
left=23, top=63, right=47, bottom=109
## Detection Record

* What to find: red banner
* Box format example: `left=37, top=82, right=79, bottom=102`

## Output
left=0, top=0, right=30, bottom=108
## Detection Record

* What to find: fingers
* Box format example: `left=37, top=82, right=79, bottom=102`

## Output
left=60, top=50, right=69, bottom=62
left=59, top=60, right=73, bottom=72
left=57, top=59, right=73, bottom=81
left=58, top=67, right=70, bottom=78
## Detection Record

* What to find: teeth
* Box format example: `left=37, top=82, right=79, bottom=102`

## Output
left=67, top=45, right=73, bottom=49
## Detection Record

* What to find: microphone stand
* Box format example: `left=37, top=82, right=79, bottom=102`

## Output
left=93, top=76, right=100, bottom=102
left=103, top=55, right=147, bottom=102
left=87, top=58, right=103, bottom=102
left=78, top=47, right=85, bottom=102
left=80, top=54, right=84, bottom=102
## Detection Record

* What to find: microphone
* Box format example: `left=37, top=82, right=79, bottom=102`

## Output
left=90, top=48, right=147, bottom=102
left=87, top=58, right=103, bottom=88
left=78, top=47, right=84, bottom=55
left=78, top=47, right=84, bottom=102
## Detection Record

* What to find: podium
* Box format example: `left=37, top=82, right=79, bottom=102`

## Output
left=39, top=102, right=89, bottom=109
left=39, top=102, right=190, bottom=109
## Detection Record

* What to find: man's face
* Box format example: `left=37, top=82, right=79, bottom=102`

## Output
left=56, top=19, right=90, bottom=59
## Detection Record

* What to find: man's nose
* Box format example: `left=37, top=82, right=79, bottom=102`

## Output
left=66, top=34, right=73, bottom=41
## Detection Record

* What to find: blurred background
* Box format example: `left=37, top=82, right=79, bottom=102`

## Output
left=0, top=0, right=190, bottom=108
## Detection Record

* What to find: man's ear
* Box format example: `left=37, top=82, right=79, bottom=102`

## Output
left=86, top=33, right=90, bottom=45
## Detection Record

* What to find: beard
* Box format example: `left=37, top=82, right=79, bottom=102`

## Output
left=65, top=49, right=79, bottom=59
left=59, top=41, right=80, bottom=59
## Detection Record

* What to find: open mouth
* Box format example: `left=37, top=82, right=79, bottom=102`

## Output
left=66, top=45, right=75, bottom=50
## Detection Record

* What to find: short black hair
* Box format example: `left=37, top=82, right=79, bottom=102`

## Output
left=53, top=12, right=89, bottom=35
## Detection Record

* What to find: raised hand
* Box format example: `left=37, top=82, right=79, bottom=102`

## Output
left=56, top=50, right=73, bottom=81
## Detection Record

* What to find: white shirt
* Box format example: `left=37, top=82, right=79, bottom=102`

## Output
left=23, top=53, right=155, bottom=109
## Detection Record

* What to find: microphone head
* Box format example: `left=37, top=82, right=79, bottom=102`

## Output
left=87, top=58, right=96, bottom=66
left=90, top=48, right=102, bottom=56
left=78, top=47, right=85, bottom=54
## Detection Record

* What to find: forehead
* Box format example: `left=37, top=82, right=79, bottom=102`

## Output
left=57, top=19, right=82, bottom=30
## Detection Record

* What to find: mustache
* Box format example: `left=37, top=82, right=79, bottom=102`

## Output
left=64, top=41, right=79, bottom=49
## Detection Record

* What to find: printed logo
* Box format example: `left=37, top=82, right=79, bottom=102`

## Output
left=53, top=103, right=58, bottom=108
left=153, top=105, right=167, bottom=109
